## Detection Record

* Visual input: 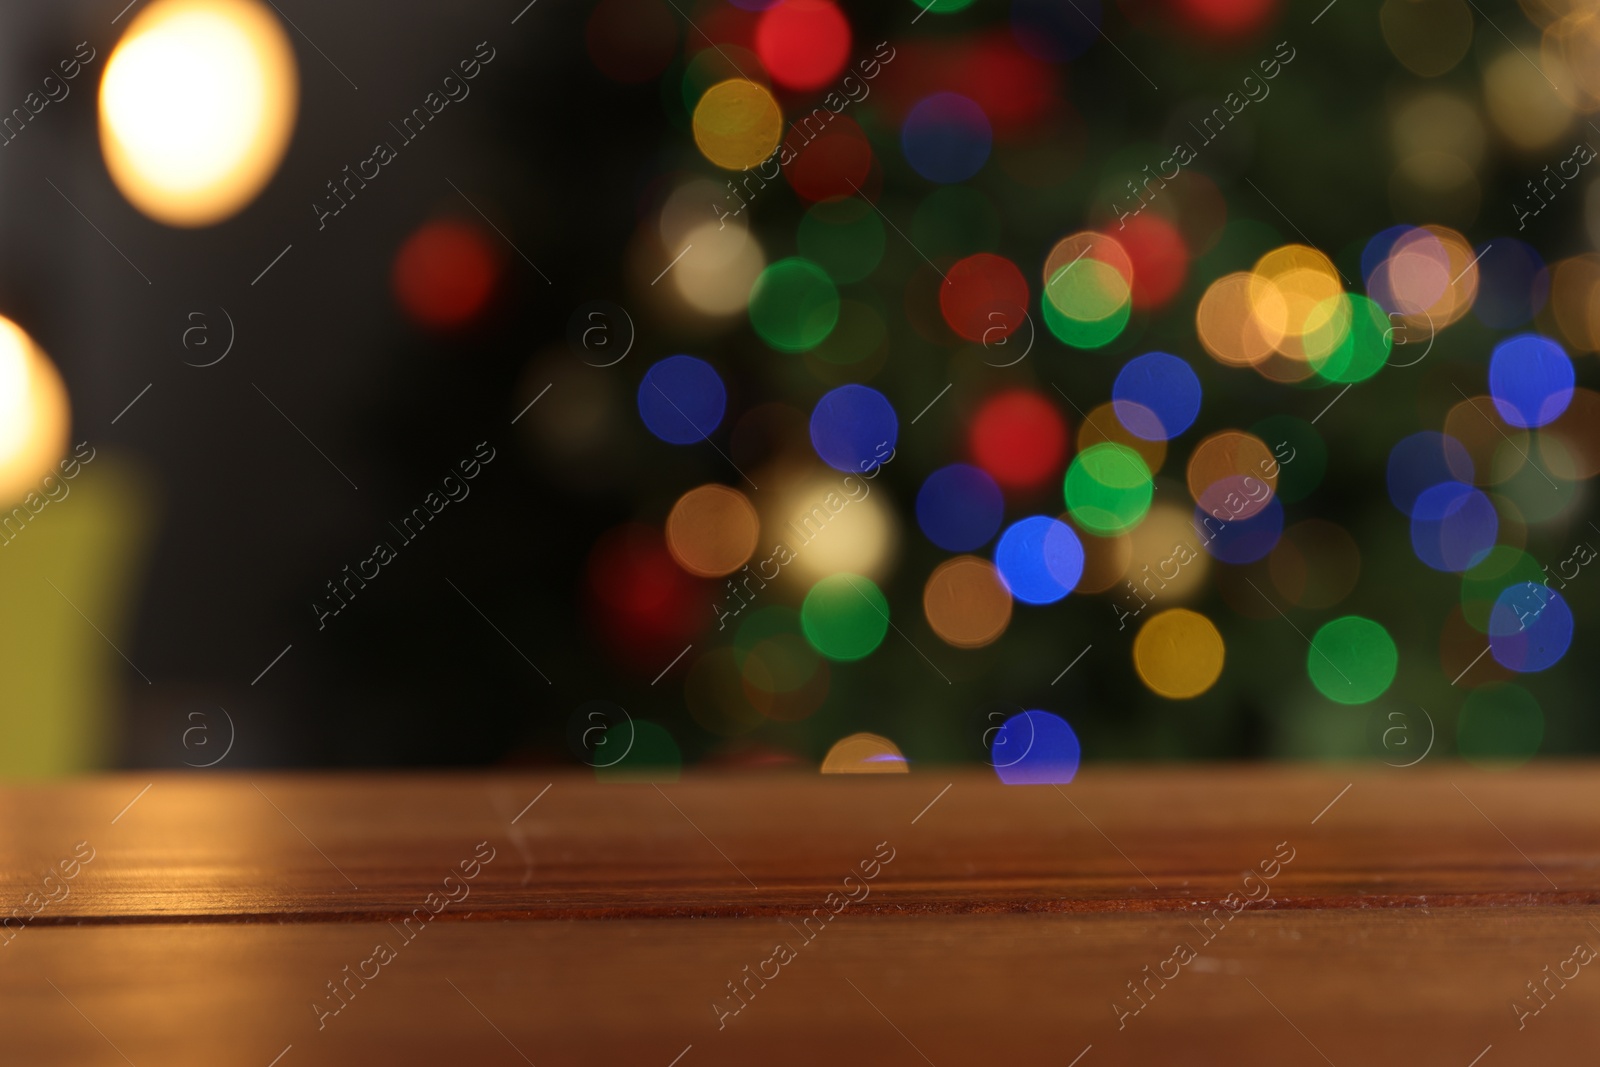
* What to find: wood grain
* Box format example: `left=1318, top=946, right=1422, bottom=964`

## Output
left=0, top=765, right=1596, bottom=1063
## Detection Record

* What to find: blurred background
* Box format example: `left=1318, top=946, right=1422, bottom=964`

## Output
left=0, top=0, right=1596, bottom=777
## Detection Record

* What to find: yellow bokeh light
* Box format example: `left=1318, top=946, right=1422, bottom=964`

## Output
left=100, top=0, right=298, bottom=227
left=0, top=318, right=70, bottom=504
left=820, top=732, right=907, bottom=773
left=1132, top=608, right=1225, bottom=699
left=768, top=472, right=898, bottom=583
left=692, top=79, right=782, bottom=171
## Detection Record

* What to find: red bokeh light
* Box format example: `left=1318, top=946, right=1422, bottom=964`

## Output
left=1170, top=0, right=1279, bottom=39
left=939, top=253, right=1029, bottom=342
left=755, top=0, right=851, bottom=91
left=1119, top=214, right=1190, bottom=310
left=969, top=390, right=1070, bottom=491
left=392, top=219, right=499, bottom=331
left=783, top=115, right=876, bottom=202
left=586, top=524, right=705, bottom=670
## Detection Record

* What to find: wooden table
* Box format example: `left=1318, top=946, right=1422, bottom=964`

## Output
left=2, top=765, right=1596, bottom=1065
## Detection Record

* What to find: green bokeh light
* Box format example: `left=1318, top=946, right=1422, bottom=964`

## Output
left=1041, top=258, right=1131, bottom=349
left=798, top=198, right=885, bottom=285
left=1307, top=616, right=1397, bottom=704
left=1311, top=294, right=1391, bottom=383
left=749, top=257, right=840, bottom=353
left=801, top=573, right=889, bottom=661
left=912, top=0, right=979, bottom=11
left=1064, top=443, right=1153, bottom=534
left=1457, top=682, right=1543, bottom=767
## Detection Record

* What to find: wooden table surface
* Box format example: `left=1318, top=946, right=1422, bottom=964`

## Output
left=2, top=764, right=1597, bottom=1065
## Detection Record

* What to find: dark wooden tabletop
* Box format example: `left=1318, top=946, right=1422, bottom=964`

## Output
left=2, top=764, right=1597, bottom=1065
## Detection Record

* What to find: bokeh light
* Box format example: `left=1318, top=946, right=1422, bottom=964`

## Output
left=1409, top=482, right=1497, bottom=572
left=1064, top=444, right=1152, bottom=534
left=1112, top=352, right=1202, bottom=441
left=810, top=384, right=897, bottom=473
left=940, top=253, right=1028, bottom=342
left=1307, top=616, right=1398, bottom=704
left=990, top=709, right=1081, bottom=785
left=0, top=318, right=70, bottom=504
left=392, top=220, right=499, bottom=331
left=1488, top=334, right=1574, bottom=429
left=1488, top=584, right=1573, bottom=673
left=993, top=516, right=1083, bottom=604
left=100, top=0, right=298, bottom=227
left=1133, top=608, right=1225, bottom=699
left=755, top=0, right=850, bottom=91
left=693, top=78, right=783, bottom=170
left=969, top=390, right=1068, bottom=491
left=638, top=356, right=727, bottom=445
left=916, top=464, right=1004, bottom=552
left=749, top=257, right=840, bottom=352
left=901, top=92, right=992, bottom=183
left=924, top=556, right=1013, bottom=648
left=821, top=732, right=909, bottom=773
left=801, top=573, right=890, bottom=660
left=666, top=485, right=759, bottom=577
left=1387, top=431, right=1472, bottom=514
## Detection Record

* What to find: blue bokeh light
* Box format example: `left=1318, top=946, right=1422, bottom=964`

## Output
left=994, top=516, right=1084, bottom=604
left=916, top=464, right=1004, bottom=552
left=1112, top=351, right=1202, bottom=441
left=1387, top=431, right=1473, bottom=515
left=1409, top=482, right=1497, bottom=572
left=637, top=355, right=726, bottom=445
left=1489, top=333, right=1573, bottom=429
left=1196, top=495, right=1283, bottom=564
left=991, top=709, right=1081, bottom=785
left=810, top=384, right=898, bottom=473
left=1473, top=239, right=1549, bottom=331
left=901, top=92, right=992, bottom=184
left=1489, top=583, right=1573, bottom=673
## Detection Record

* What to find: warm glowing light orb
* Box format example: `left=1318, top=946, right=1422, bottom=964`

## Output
left=100, top=0, right=299, bottom=227
left=0, top=318, right=70, bottom=504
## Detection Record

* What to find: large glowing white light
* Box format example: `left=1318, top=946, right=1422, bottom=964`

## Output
left=100, top=0, right=298, bottom=227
